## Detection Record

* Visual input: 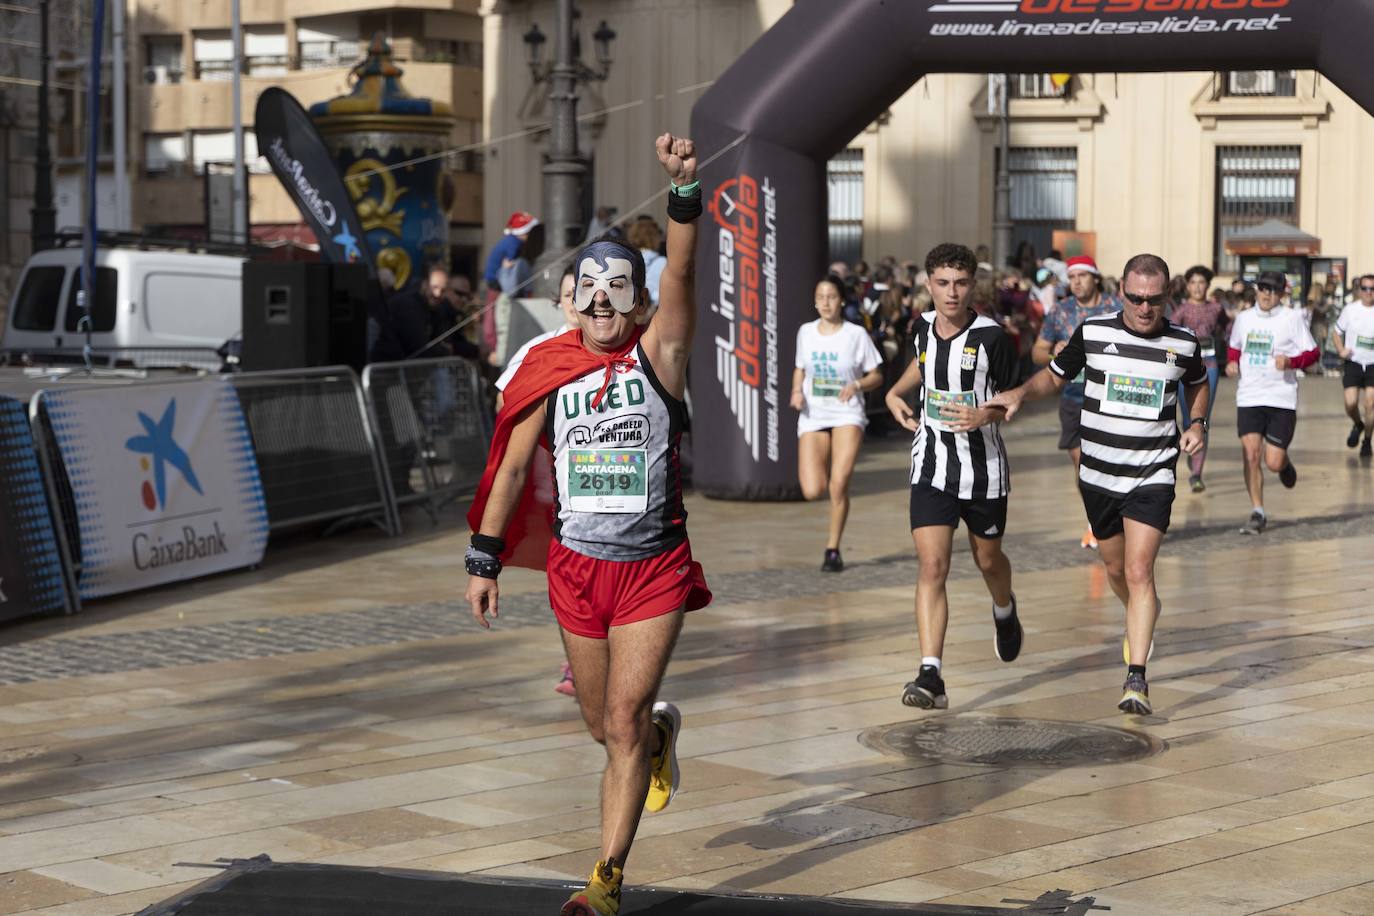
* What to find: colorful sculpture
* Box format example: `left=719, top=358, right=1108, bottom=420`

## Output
left=310, top=34, right=456, bottom=290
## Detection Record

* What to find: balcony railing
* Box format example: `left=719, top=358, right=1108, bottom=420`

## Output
left=246, top=55, right=289, bottom=77
left=297, top=41, right=363, bottom=70
left=195, top=60, right=236, bottom=81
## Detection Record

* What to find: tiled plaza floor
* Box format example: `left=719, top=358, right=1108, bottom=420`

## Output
left=1, top=376, right=1371, bottom=915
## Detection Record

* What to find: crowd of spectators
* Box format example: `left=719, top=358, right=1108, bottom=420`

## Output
left=823, top=248, right=1352, bottom=397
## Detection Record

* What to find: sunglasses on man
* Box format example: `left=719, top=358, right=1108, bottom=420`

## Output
left=1256, top=283, right=1282, bottom=294
left=1122, top=292, right=1168, bottom=307
left=1360, top=285, right=1374, bottom=293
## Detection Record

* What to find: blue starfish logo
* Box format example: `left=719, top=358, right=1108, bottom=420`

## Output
left=331, top=224, right=361, bottom=262
left=124, top=399, right=204, bottom=510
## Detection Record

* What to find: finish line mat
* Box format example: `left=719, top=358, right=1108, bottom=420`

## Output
left=137, top=856, right=1106, bottom=915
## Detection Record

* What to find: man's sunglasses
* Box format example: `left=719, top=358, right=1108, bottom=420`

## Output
left=1360, top=285, right=1374, bottom=293
left=1256, top=283, right=1282, bottom=294
left=1122, top=292, right=1168, bottom=307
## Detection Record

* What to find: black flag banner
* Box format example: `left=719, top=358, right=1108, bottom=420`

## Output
left=690, top=0, right=1373, bottom=499
left=255, top=87, right=376, bottom=279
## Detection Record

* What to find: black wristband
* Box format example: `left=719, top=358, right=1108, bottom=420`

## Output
left=667, top=191, right=702, bottom=224
left=471, top=533, right=506, bottom=556
left=465, top=546, right=502, bottom=580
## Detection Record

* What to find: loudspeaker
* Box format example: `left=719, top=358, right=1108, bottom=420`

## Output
left=241, top=262, right=370, bottom=372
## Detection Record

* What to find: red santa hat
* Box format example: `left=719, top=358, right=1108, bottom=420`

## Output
left=504, top=211, right=540, bottom=237
left=1065, top=255, right=1099, bottom=276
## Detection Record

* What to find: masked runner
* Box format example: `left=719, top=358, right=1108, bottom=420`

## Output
left=465, top=134, right=710, bottom=916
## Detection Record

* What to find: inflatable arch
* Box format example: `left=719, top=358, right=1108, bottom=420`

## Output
left=689, top=0, right=1370, bottom=499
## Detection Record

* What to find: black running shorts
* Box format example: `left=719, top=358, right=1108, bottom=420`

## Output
left=1078, top=483, right=1175, bottom=541
left=1342, top=360, right=1374, bottom=389
left=909, top=482, right=1008, bottom=539
left=1236, top=405, right=1297, bottom=449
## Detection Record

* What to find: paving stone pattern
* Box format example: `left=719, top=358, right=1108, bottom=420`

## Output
left=0, top=508, right=1365, bottom=686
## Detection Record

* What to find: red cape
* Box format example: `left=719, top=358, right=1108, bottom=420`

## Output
left=467, top=328, right=644, bottom=570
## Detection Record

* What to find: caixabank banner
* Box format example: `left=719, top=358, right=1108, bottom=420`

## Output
left=690, top=0, right=1367, bottom=498
left=0, top=395, right=69, bottom=619
left=42, top=380, right=269, bottom=599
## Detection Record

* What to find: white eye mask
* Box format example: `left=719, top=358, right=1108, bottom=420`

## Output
left=574, top=256, right=638, bottom=314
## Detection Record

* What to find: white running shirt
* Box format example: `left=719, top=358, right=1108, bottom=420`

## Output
left=1335, top=302, right=1374, bottom=368
left=1228, top=306, right=1317, bottom=410
left=496, top=325, right=574, bottom=391
left=794, top=320, right=882, bottom=435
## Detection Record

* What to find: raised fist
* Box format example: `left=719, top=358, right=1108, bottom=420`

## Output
left=656, top=133, right=697, bottom=186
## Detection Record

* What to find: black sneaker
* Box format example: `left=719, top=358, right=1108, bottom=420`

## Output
left=901, top=665, right=947, bottom=709
left=993, top=595, right=1023, bottom=663
left=1118, top=671, right=1152, bottom=715
left=1362, top=438, right=1373, bottom=459
left=820, top=548, right=843, bottom=572
left=1241, top=510, right=1267, bottom=535
left=1348, top=421, right=1365, bottom=448
left=1278, top=461, right=1297, bottom=489
left=1188, top=475, right=1206, bottom=494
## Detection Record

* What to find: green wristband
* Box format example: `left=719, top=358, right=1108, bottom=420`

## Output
left=670, top=179, right=701, bottom=198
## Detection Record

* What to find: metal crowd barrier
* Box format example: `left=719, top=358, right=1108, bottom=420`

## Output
left=230, top=367, right=399, bottom=536
left=4, top=359, right=497, bottom=620
left=361, top=357, right=493, bottom=533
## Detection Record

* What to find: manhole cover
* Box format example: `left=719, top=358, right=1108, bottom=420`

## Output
left=860, top=716, right=1164, bottom=768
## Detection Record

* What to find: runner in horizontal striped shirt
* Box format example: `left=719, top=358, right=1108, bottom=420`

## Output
left=987, top=254, right=1209, bottom=717
left=885, top=243, right=1022, bottom=712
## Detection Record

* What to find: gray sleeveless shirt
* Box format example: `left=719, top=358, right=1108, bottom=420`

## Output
left=546, top=342, right=688, bottom=560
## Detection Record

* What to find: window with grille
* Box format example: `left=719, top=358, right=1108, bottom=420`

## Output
left=244, top=26, right=288, bottom=77
left=827, top=149, right=863, bottom=267
left=144, top=133, right=187, bottom=176
left=1214, top=145, right=1300, bottom=273
left=995, top=147, right=1077, bottom=261
left=192, top=31, right=235, bottom=81
left=297, top=15, right=361, bottom=69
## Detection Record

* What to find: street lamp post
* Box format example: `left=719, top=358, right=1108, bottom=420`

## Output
left=543, top=0, right=583, bottom=254
left=992, top=73, right=1013, bottom=271
left=523, top=3, right=616, bottom=272
left=31, top=0, right=55, bottom=251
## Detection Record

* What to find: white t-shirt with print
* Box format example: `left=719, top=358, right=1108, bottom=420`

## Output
left=794, top=320, right=882, bottom=434
left=1335, top=302, right=1374, bottom=368
left=495, top=325, right=574, bottom=391
left=1228, top=305, right=1317, bottom=410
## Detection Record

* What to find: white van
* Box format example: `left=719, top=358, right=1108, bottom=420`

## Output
left=2, top=244, right=244, bottom=369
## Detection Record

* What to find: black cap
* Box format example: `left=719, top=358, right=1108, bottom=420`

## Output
left=1257, top=270, right=1287, bottom=290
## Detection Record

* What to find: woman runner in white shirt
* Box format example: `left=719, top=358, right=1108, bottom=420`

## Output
left=790, top=274, right=884, bottom=571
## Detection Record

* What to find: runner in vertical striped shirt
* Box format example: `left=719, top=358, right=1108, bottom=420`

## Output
left=988, top=254, right=1209, bottom=716
left=885, top=243, right=1022, bottom=711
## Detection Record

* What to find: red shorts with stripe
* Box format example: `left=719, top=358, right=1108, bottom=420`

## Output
left=546, top=539, right=712, bottom=639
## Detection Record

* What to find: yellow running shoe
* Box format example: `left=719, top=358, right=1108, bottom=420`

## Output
left=561, top=859, right=622, bottom=916
left=644, top=701, right=680, bottom=813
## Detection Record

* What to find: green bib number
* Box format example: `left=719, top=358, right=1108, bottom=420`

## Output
left=567, top=449, right=647, bottom=513
left=1356, top=335, right=1374, bottom=350
left=1102, top=373, right=1165, bottom=419
left=1244, top=331, right=1273, bottom=367
left=811, top=376, right=843, bottom=398
left=925, top=389, right=977, bottom=432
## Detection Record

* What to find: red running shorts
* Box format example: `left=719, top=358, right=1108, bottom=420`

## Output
left=546, top=539, right=712, bottom=639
